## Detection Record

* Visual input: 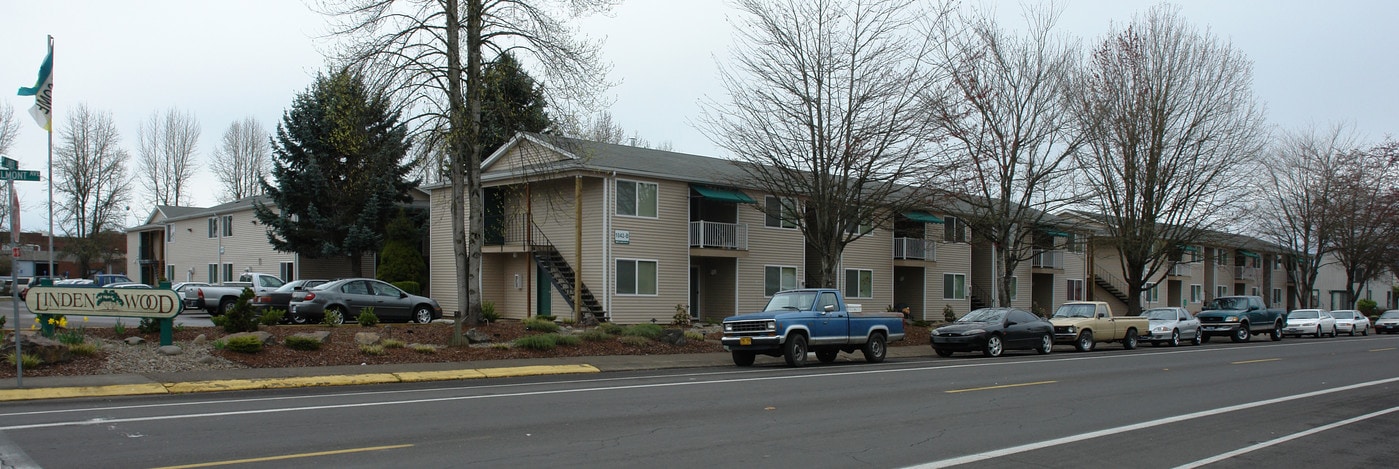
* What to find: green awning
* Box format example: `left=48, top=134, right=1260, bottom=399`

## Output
left=1238, top=250, right=1261, bottom=259
left=903, top=211, right=944, bottom=224
left=1179, top=245, right=1200, bottom=253
left=691, top=185, right=755, bottom=204
left=1041, top=228, right=1070, bottom=238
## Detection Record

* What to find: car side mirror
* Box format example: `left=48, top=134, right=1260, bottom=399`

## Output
left=1006, top=321, right=1018, bottom=327
left=824, top=304, right=835, bottom=313
left=400, top=292, right=408, bottom=299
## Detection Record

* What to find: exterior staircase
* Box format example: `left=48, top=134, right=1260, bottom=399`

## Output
left=531, top=242, right=606, bottom=322
left=1094, top=274, right=1131, bottom=304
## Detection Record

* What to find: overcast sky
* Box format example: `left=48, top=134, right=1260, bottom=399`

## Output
left=3, top=0, right=1397, bottom=233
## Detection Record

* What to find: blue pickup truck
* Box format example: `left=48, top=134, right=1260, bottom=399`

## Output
left=1196, top=295, right=1286, bottom=343
left=721, top=289, right=905, bottom=367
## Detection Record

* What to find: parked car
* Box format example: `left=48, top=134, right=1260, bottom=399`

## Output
left=1329, top=310, right=1370, bottom=336
left=107, top=282, right=152, bottom=289
left=19, top=276, right=55, bottom=300
left=1196, top=295, right=1286, bottom=343
left=92, top=273, right=133, bottom=287
left=932, top=307, right=1053, bottom=358
left=1140, top=307, right=1202, bottom=347
left=1283, top=309, right=1336, bottom=338
left=171, top=282, right=212, bottom=312
left=186, top=273, right=286, bottom=315
left=720, top=288, right=905, bottom=367
left=289, top=278, right=442, bottom=324
left=1375, top=310, right=1399, bottom=334
left=252, top=279, right=329, bottom=323
left=0, top=277, right=31, bottom=296
left=1049, top=301, right=1149, bottom=351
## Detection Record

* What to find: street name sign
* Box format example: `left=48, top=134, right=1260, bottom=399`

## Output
left=0, top=170, right=40, bottom=181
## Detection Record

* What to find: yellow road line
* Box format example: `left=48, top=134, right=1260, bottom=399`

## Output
left=1231, top=358, right=1281, bottom=365
left=945, top=380, right=1056, bottom=394
left=150, top=443, right=414, bottom=469
left=1369, top=347, right=1397, bottom=352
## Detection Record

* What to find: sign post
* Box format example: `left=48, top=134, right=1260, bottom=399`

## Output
left=4, top=158, right=41, bottom=386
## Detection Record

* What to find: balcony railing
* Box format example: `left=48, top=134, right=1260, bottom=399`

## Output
left=1235, top=266, right=1259, bottom=281
left=689, top=221, right=748, bottom=250
left=1168, top=263, right=1193, bottom=277
left=1032, top=249, right=1064, bottom=269
left=893, top=237, right=937, bottom=261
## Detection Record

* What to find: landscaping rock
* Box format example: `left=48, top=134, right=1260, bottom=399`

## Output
left=124, top=336, right=145, bottom=345
left=290, top=331, right=332, bottom=344
left=158, top=345, right=183, bottom=356
left=192, top=334, right=207, bottom=345
left=353, top=332, right=380, bottom=345
left=464, top=328, right=492, bottom=344
left=2, top=333, right=73, bottom=365
left=197, top=355, right=216, bottom=364
left=659, top=328, right=686, bottom=346
left=224, top=331, right=274, bottom=344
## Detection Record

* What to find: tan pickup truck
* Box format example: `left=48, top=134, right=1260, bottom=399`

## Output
left=1049, top=301, right=1149, bottom=352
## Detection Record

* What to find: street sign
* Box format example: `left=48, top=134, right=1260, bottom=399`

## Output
left=0, top=170, right=40, bottom=181
left=10, top=247, right=17, bottom=257
left=0, top=157, right=16, bottom=170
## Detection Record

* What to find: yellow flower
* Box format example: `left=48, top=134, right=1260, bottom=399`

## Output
left=83, top=316, right=89, bottom=322
left=47, top=318, right=55, bottom=325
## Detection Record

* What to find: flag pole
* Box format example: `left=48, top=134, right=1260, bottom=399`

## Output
left=46, top=35, right=54, bottom=280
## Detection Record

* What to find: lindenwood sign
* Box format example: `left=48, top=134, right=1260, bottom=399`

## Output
left=25, top=286, right=182, bottom=319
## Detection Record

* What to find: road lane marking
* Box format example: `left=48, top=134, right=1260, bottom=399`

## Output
left=945, top=381, right=1056, bottom=393
left=1175, top=405, right=1399, bottom=468
left=1230, top=358, right=1281, bottom=364
left=149, top=443, right=413, bottom=468
left=903, top=376, right=1399, bottom=469
left=1369, top=347, right=1396, bottom=352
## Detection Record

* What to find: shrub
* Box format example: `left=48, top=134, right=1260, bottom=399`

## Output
left=323, top=309, right=343, bottom=327
left=138, top=317, right=161, bottom=334
left=523, top=317, right=560, bottom=333
left=223, top=335, right=264, bottom=353
left=381, top=338, right=406, bottom=349
left=490, top=343, right=511, bottom=350
left=513, top=334, right=559, bottom=350
left=410, top=344, right=438, bottom=354
left=0, top=314, right=5, bottom=329
left=943, top=304, right=956, bottom=322
left=67, top=342, right=100, bottom=356
left=55, top=326, right=86, bottom=345
left=113, top=320, right=126, bottom=335
left=912, top=319, right=931, bottom=328
left=480, top=301, right=500, bottom=323
left=390, top=280, right=421, bottom=296
left=618, top=335, right=651, bottom=347
left=598, top=322, right=625, bottom=335
left=536, top=314, right=556, bottom=322
left=621, top=324, right=663, bottom=339
left=684, top=330, right=706, bottom=342
left=357, top=308, right=380, bottom=327
left=578, top=329, right=612, bottom=342
left=220, top=288, right=261, bottom=334
left=284, top=335, right=322, bottom=351
left=5, top=352, right=40, bottom=368
left=672, top=304, right=692, bottom=327
left=260, top=309, right=286, bottom=326
left=555, top=334, right=582, bottom=346
left=360, top=344, right=387, bottom=356
left=1357, top=298, right=1378, bottom=316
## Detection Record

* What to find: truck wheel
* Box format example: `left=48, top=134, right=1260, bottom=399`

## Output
left=1168, top=329, right=1180, bottom=347
left=983, top=335, right=1003, bottom=357
left=816, top=349, right=839, bottom=363
left=1075, top=331, right=1094, bottom=352
left=783, top=334, right=808, bottom=367
left=862, top=333, right=887, bottom=363
left=219, top=299, right=236, bottom=316
left=290, top=312, right=309, bottom=324
left=934, top=348, right=953, bottom=357
left=1123, top=329, right=1138, bottom=350
left=1192, top=330, right=1203, bottom=345
left=1037, top=334, right=1052, bottom=355
left=1270, top=323, right=1283, bottom=341
left=1231, top=323, right=1250, bottom=343
left=732, top=351, right=756, bottom=367
left=1200, top=333, right=1211, bottom=343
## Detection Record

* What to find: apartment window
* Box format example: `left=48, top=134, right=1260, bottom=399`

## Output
left=280, top=262, right=294, bottom=281
left=166, top=224, right=174, bottom=242
left=1330, top=291, right=1348, bottom=310
left=764, top=266, right=798, bottom=296
left=207, top=217, right=218, bottom=238
left=844, top=269, right=873, bottom=299
left=207, top=263, right=218, bottom=283
left=1215, top=285, right=1227, bottom=299
left=222, top=215, right=233, bottom=236
left=1067, top=279, right=1084, bottom=301
left=1008, top=277, right=1018, bottom=301
left=764, top=196, right=798, bottom=229
left=1065, top=233, right=1084, bottom=253
left=1217, top=251, right=1229, bottom=265
left=1190, top=284, right=1203, bottom=303
left=1251, top=287, right=1260, bottom=297
left=616, top=180, right=658, bottom=218
left=1147, top=283, right=1159, bottom=303
left=1274, top=257, right=1282, bottom=270
left=1312, top=289, right=1321, bottom=308
left=844, top=219, right=873, bottom=235
left=943, top=217, right=967, bottom=243
left=165, top=265, right=175, bottom=283
left=943, top=273, right=966, bottom=300
left=615, top=259, right=658, bottom=295
left=1272, top=288, right=1282, bottom=306
left=223, top=264, right=234, bottom=284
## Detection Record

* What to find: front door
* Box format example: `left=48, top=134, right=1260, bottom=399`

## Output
left=536, top=264, right=551, bottom=318
left=690, top=266, right=700, bottom=320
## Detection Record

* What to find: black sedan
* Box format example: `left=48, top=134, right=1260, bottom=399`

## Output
left=252, top=279, right=329, bottom=323
left=289, top=278, right=442, bottom=324
left=932, top=307, right=1054, bottom=357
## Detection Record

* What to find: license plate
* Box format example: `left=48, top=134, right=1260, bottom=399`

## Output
left=740, top=337, right=751, bottom=346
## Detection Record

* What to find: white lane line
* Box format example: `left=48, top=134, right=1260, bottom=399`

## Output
left=1174, top=405, right=1399, bottom=468
left=905, top=376, right=1399, bottom=469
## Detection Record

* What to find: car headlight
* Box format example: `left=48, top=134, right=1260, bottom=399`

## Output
left=1225, top=316, right=1238, bottom=322
left=1064, top=326, right=1076, bottom=334
left=766, top=321, right=777, bottom=331
left=723, top=323, right=732, bottom=332
left=1153, top=326, right=1169, bottom=333
left=963, top=329, right=986, bottom=336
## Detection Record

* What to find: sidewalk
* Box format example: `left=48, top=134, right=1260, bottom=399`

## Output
left=0, top=345, right=931, bottom=401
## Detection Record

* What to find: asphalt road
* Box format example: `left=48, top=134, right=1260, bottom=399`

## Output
left=2, top=335, right=1397, bottom=468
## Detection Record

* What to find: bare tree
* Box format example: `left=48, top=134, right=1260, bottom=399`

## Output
left=926, top=4, right=1083, bottom=306
left=1067, top=4, right=1267, bottom=314
left=699, top=0, right=949, bottom=288
left=136, top=108, right=200, bottom=208
left=1257, top=125, right=1356, bottom=309
left=1327, top=139, right=1399, bottom=308
left=564, top=111, right=673, bottom=150
left=55, top=103, right=132, bottom=275
left=210, top=116, right=271, bottom=202
left=0, top=102, right=19, bottom=158
left=318, top=0, right=614, bottom=342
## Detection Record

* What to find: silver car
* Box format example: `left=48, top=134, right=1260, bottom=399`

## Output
left=1283, top=309, right=1336, bottom=338
left=1377, top=310, right=1399, bottom=334
left=1329, top=310, right=1370, bottom=336
left=289, top=278, right=442, bottom=324
left=1140, top=307, right=1201, bottom=346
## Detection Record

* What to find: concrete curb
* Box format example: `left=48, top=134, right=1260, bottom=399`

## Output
left=0, top=364, right=601, bottom=402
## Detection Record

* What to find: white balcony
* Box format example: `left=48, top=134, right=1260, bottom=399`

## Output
left=1168, top=264, right=1193, bottom=277
left=689, top=221, right=748, bottom=250
left=1235, top=266, right=1259, bottom=281
left=893, top=237, right=937, bottom=261
left=1032, top=249, right=1064, bottom=269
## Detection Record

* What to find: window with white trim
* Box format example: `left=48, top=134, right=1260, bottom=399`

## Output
left=223, top=264, right=234, bottom=284
left=1008, top=277, right=1018, bottom=301
left=616, top=180, right=658, bottom=218
left=1272, top=288, right=1282, bottom=306
left=165, top=265, right=174, bottom=283
left=1190, top=284, right=1203, bottom=303
left=207, top=263, right=218, bottom=283
left=280, top=262, right=294, bottom=282
left=1147, top=283, right=1159, bottom=303
left=207, top=217, right=218, bottom=238
left=943, top=273, right=966, bottom=300
left=166, top=224, right=174, bottom=243
left=222, top=215, right=233, bottom=236
left=843, top=269, right=873, bottom=299
left=615, top=259, right=658, bottom=295
left=764, top=266, right=798, bottom=296
left=1215, top=285, right=1227, bottom=299
left=764, top=196, right=798, bottom=229
left=1066, top=279, right=1084, bottom=301
left=943, top=216, right=967, bottom=243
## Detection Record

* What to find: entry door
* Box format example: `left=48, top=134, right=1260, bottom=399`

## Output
left=690, top=266, right=700, bottom=319
left=536, top=264, right=551, bottom=317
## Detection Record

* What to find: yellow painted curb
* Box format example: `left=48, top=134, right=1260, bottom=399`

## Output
left=478, top=364, right=599, bottom=378
left=0, top=383, right=169, bottom=402
left=393, top=369, right=489, bottom=382
left=164, top=373, right=401, bottom=393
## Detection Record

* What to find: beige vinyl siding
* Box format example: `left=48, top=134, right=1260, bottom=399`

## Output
left=838, top=227, right=892, bottom=311
left=605, top=176, right=689, bottom=323
left=736, top=198, right=806, bottom=314
left=1062, top=251, right=1087, bottom=308
left=161, top=209, right=294, bottom=284
left=484, top=138, right=572, bottom=172
left=427, top=186, right=459, bottom=314
left=930, top=241, right=972, bottom=318
left=529, top=177, right=608, bottom=321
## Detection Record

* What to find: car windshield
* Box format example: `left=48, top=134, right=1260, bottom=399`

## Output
left=763, top=291, right=817, bottom=312
left=1205, top=298, right=1246, bottom=310
left=1290, top=311, right=1319, bottom=319
left=959, top=309, right=1006, bottom=323
left=1380, top=311, right=1399, bottom=319
left=1144, top=309, right=1178, bottom=320
left=1331, top=311, right=1354, bottom=319
left=1053, top=304, right=1095, bottom=318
